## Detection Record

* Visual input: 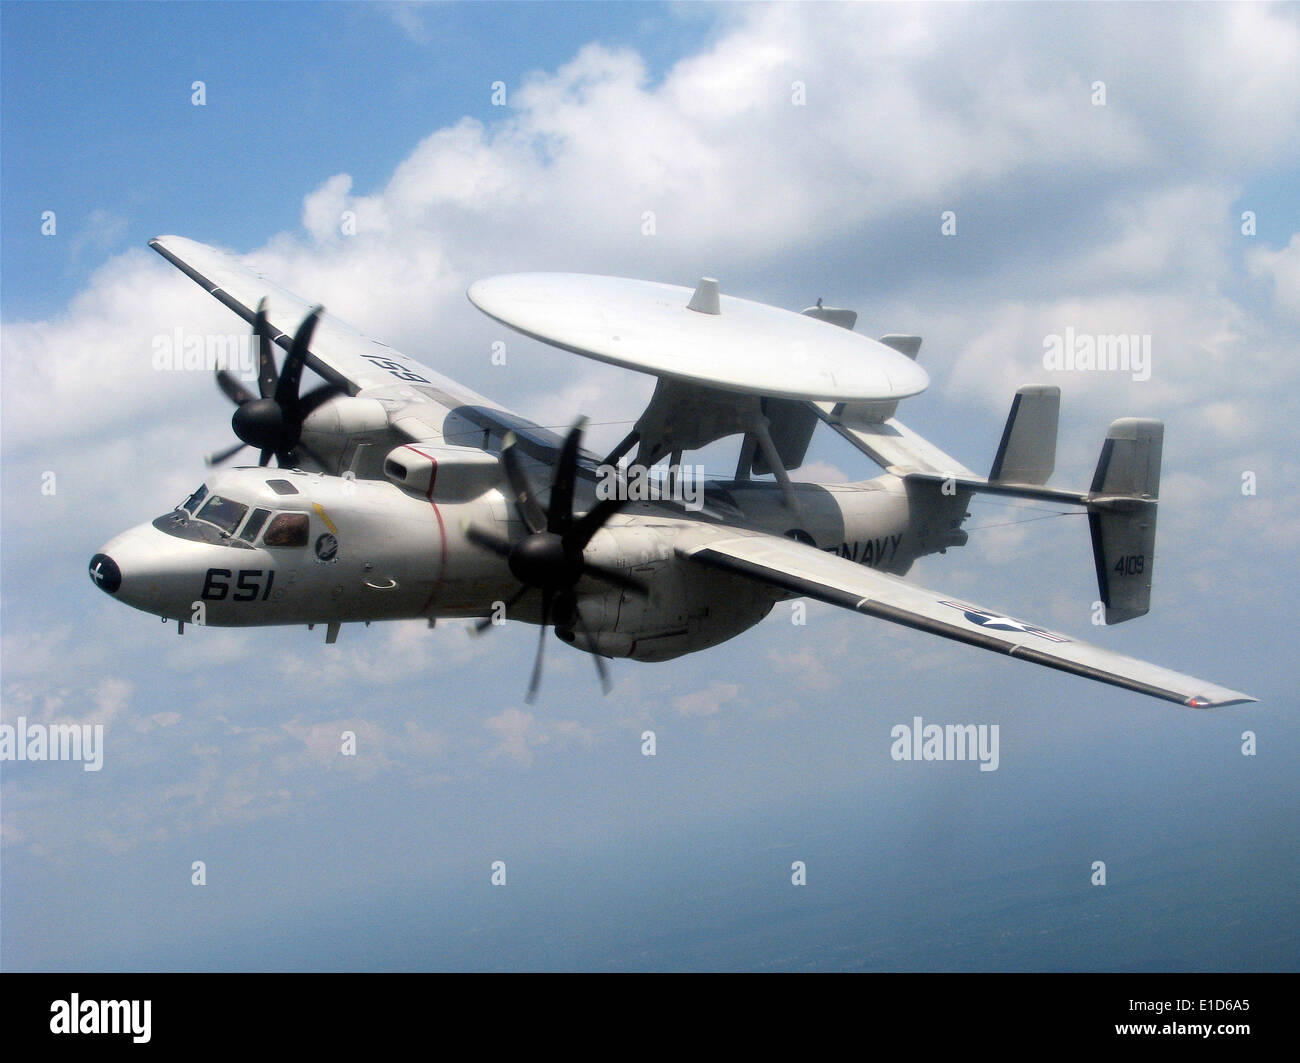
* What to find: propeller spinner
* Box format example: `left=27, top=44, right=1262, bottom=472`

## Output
left=208, top=298, right=344, bottom=467
left=465, top=419, right=646, bottom=703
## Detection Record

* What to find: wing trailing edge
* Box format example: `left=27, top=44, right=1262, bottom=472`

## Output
left=676, top=531, right=1255, bottom=709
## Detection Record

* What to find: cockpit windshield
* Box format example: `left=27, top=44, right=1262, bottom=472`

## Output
left=161, top=477, right=316, bottom=547
left=195, top=494, right=249, bottom=535
left=180, top=483, right=209, bottom=515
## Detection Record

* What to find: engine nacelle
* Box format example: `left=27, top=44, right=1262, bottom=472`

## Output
left=562, top=524, right=776, bottom=661
left=383, top=443, right=501, bottom=502
left=300, top=396, right=390, bottom=437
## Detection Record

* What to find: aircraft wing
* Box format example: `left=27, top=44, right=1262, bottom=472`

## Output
left=150, top=235, right=513, bottom=433
left=676, top=530, right=1255, bottom=708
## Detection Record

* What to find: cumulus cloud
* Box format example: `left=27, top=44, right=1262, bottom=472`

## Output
left=1248, top=232, right=1300, bottom=320
left=67, top=208, right=130, bottom=266
left=674, top=681, right=743, bottom=718
left=483, top=706, right=595, bottom=765
left=8, top=5, right=1298, bottom=457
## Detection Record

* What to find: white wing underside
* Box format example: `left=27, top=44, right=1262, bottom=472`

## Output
left=677, top=530, right=1255, bottom=708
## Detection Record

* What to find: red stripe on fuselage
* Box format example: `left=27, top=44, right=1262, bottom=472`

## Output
left=406, top=444, right=447, bottom=615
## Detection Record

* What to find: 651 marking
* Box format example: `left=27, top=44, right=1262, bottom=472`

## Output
left=201, top=568, right=275, bottom=601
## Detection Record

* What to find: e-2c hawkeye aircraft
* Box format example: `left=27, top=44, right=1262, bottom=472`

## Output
left=90, top=236, right=1255, bottom=707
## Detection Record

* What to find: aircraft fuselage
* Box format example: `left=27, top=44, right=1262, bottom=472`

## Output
left=90, top=463, right=969, bottom=660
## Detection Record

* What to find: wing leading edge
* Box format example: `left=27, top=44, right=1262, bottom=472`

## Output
left=150, top=234, right=568, bottom=455
left=150, top=234, right=497, bottom=407
left=677, top=532, right=1255, bottom=708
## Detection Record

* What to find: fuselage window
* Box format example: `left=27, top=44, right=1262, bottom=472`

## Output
left=239, top=508, right=272, bottom=543
left=196, top=494, right=249, bottom=535
left=181, top=484, right=209, bottom=514
left=263, top=512, right=309, bottom=547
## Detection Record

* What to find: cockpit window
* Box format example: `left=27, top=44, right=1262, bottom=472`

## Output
left=181, top=484, right=209, bottom=514
left=196, top=494, right=249, bottom=535
left=266, top=479, right=299, bottom=496
left=263, top=512, right=309, bottom=547
left=239, top=508, right=271, bottom=543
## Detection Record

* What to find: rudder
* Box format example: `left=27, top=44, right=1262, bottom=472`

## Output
left=1089, top=418, right=1163, bottom=624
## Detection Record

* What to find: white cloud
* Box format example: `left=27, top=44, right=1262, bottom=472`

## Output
left=765, top=645, right=838, bottom=694
left=68, top=208, right=129, bottom=265
left=674, top=680, right=743, bottom=718
left=1248, top=232, right=1300, bottom=320
left=483, top=705, right=595, bottom=765
left=792, top=460, right=849, bottom=485
left=8, top=4, right=1297, bottom=468
left=273, top=619, right=497, bottom=692
left=379, top=0, right=433, bottom=46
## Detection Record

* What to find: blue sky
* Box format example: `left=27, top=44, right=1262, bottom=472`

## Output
left=2, top=1, right=1297, bottom=971
left=2, top=1, right=719, bottom=316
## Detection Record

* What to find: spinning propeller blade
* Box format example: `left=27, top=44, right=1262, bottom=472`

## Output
left=464, top=419, right=646, bottom=702
left=208, top=301, right=344, bottom=469
left=205, top=440, right=249, bottom=467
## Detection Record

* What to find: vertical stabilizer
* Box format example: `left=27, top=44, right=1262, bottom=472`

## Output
left=989, top=385, right=1060, bottom=486
left=1089, top=418, right=1163, bottom=623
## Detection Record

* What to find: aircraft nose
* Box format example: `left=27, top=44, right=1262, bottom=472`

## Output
left=88, top=552, right=122, bottom=595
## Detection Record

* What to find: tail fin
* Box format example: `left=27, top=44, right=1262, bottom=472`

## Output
left=890, top=392, right=1164, bottom=624
left=1088, top=418, right=1163, bottom=624
left=989, top=385, right=1060, bottom=486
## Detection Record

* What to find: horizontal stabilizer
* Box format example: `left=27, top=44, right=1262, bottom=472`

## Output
left=904, top=414, right=1165, bottom=624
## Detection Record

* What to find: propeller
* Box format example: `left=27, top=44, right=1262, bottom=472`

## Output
left=465, top=419, right=646, bottom=703
left=207, top=298, right=345, bottom=467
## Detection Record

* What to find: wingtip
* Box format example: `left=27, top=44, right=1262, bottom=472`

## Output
left=1185, top=692, right=1258, bottom=709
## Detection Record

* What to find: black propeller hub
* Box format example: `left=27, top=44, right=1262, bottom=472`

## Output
left=231, top=397, right=289, bottom=452
left=206, top=300, right=342, bottom=469
left=508, top=533, right=582, bottom=590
